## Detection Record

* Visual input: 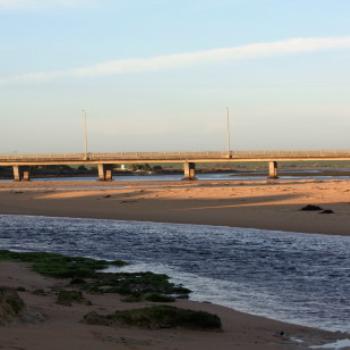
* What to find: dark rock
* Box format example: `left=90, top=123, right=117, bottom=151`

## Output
left=301, top=205, right=323, bottom=211
left=320, top=209, right=334, bottom=214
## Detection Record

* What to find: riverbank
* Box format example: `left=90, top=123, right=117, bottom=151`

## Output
left=0, top=179, right=350, bottom=235
left=1, top=179, right=350, bottom=348
left=0, top=259, right=346, bottom=350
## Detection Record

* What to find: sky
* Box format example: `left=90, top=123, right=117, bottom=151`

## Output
left=1, top=0, right=350, bottom=153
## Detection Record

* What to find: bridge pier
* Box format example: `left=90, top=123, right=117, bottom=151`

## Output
left=98, top=164, right=113, bottom=181
left=268, top=161, right=279, bottom=179
left=183, top=162, right=197, bottom=181
left=13, top=166, right=30, bottom=182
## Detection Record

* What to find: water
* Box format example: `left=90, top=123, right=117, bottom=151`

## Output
left=2, top=172, right=350, bottom=183
left=1, top=173, right=260, bottom=182
left=0, top=214, right=349, bottom=333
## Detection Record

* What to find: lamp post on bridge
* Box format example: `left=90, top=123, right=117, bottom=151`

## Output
left=82, top=109, right=89, bottom=160
left=226, top=107, right=232, bottom=158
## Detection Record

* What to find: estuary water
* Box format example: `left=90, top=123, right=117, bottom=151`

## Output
left=0, top=214, right=349, bottom=333
left=2, top=172, right=350, bottom=183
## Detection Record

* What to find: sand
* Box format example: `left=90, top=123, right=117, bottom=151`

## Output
left=0, top=179, right=349, bottom=349
left=0, top=261, right=346, bottom=350
left=0, top=179, right=350, bottom=235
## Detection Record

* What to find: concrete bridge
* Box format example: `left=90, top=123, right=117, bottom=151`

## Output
left=1, top=151, right=350, bottom=181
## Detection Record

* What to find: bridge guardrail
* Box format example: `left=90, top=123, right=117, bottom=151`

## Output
left=1, top=150, right=350, bottom=162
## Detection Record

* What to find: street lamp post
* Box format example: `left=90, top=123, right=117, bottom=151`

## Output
left=82, top=110, right=88, bottom=160
left=226, top=107, right=231, bottom=157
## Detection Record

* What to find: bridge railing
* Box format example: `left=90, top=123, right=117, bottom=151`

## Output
left=1, top=150, right=350, bottom=162
left=89, top=151, right=229, bottom=160
left=231, top=150, right=350, bottom=159
left=0, top=153, right=86, bottom=162
left=0, top=151, right=230, bottom=162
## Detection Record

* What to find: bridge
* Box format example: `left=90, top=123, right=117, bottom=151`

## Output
left=1, top=150, right=350, bottom=181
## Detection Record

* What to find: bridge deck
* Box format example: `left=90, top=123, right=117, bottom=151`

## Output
left=1, top=151, right=350, bottom=166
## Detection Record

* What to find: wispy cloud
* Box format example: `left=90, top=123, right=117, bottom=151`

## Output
left=0, top=0, right=94, bottom=9
left=2, top=37, right=350, bottom=85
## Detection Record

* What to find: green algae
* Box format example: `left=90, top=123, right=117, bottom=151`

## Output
left=0, top=250, right=126, bottom=278
left=83, top=305, right=221, bottom=330
left=0, top=250, right=191, bottom=300
left=82, top=271, right=190, bottom=298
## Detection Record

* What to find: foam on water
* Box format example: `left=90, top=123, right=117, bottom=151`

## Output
left=0, top=214, right=349, bottom=332
left=310, top=339, right=350, bottom=349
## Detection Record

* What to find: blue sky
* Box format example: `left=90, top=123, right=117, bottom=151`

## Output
left=1, top=0, right=350, bottom=152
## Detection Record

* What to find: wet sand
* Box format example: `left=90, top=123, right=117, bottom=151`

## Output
left=0, top=261, right=346, bottom=350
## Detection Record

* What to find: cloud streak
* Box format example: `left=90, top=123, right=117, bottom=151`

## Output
left=2, top=37, right=350, bottom=85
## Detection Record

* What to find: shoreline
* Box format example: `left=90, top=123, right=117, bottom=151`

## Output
left=1, top=179, right=350, bottom=348
left=0, top=259, right=348, bottom=350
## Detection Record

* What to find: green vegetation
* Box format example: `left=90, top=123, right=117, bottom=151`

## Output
left=83, top=305, right=221, bottom=330
left=0, top=288, right=25, bottom=314
left=82, top=271, right=190, bottom=299
left=144, top=293, right=175, bottom=302
left=0, top=250, right=126, bottom=278
left=32, top=289, right=48, bottom=296
left=132, top=163, right=152, bottom=172
left=121, top=294, right=143, bottom=303
left=0, top=251, right=191, bottom=301
left=0, top=288, right=25, bottom=325
left=69, top=278, right=87, bottom=285
left=121, top=293, right=175, bottom=303
left=56, top=290, right=91, bottom=306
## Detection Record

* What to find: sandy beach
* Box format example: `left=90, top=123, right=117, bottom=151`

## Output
left=0, top=179, right=350, bottom=349
left=0, top=179, right=350, bottom=235
left=0, top=260, right=346, bottom=350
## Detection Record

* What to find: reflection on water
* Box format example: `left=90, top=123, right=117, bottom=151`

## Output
left=0, top=214, right=349, bottom=332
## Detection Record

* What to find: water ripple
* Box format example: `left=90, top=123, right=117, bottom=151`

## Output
left=0, top=214, right=349, bottom=332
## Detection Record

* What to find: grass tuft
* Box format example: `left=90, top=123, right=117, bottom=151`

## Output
left=0, top=288, right=25, bottom=324
left=83, top=305, right=221, bottom=330
left=56, top=290, right=91, bottom=306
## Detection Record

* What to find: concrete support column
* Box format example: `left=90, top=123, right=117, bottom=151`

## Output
left=13, top=166, right=30, bottom=182
left=13, top=166, right=21, bottom=182
left=183, top=162, right=197, bottom=180
left=98, top=164, right=113, bottom=181
left=22, top=170, right=30, bottom=181
left=268, top=161, right=278, bottom=179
